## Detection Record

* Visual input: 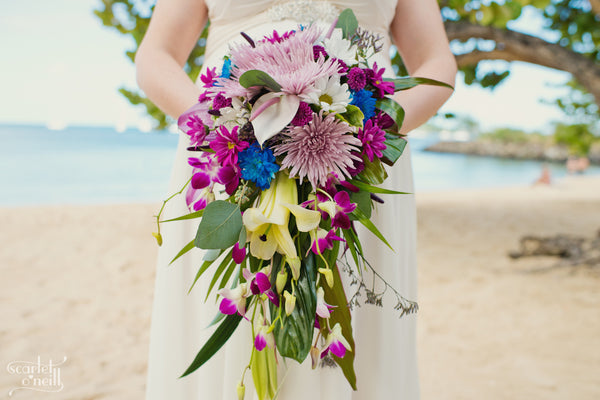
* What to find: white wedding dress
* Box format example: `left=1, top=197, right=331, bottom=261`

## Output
left=145, top=1, right=419, bottom=399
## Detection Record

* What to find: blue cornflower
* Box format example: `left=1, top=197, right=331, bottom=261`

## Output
left=350, top=89, right=376, bottom=122
left=220, top=58, right=232, bottom=79
left=238, top=142, right=280, bottom=189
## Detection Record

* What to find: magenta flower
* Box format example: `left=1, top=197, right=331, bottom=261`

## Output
left=311, top=229, right=344, bottom=255
left=232, top=242, right=246, bottom=264
left=346, top=67, right=366, bottom=91
left=291, top=101, right=313, bottom=126
left=318, top=191, right=357, bottom=230
left=200, top=67, right=218, bottom=88
left=321, top=323, right=352, bottom=359
left=212, top=92, right=232, bottom=112
left=209, top=125, right=249, bottom=167
left=368, top=62, right=395, bottom=99
left=243, top=268, right=272, bottom=295
left=253, top=314, right=275, bottom=351
left=218, top=284, right=248, bottom=316
left=262, top=29, right=296, bottom=44
left=185, top=185, right=214, bottom=211
left=273, top=111, right=361, bottom=189
left=178, top=100, right=213, bottom=146
left=358, top=119, right=387, bottom=162
left=217, top=165, right=241, bottom=196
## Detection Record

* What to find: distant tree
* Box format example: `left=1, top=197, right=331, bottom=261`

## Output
left=94, top=0, right=600, bottom=129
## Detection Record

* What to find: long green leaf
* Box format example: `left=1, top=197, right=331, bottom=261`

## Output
left=319, top=264, right=357, bottom=390
left=384, top=76, right=454, bottom=91
left=180, top=314, right=243, bottom=378
left=188, top=250, right=224, bottom=294
left=195, top=201, right=243, bottom=249
left=376, top=97, right=405, bottom=128
left=342, top=229, right=360, bottom=269
left=239, top=70, right=282, bottom=92
left=349, top=179, right=410, bottom=195
left=205, top=251, right=234, bottom=302
left=169, top=239, right=195, bottom=265
left=271, top=253, right=317, bottom=362
left=161, top=209, right=204, bottom=223
left=349, top=190, right=372, bottom=220
left=218, top=261, right=238, bottom=292
left=352, top=208, right=394, bottom=251
left=358, top=157, right=387, bottom=185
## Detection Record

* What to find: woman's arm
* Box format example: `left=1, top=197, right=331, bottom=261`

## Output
left=135, top=0, right=208, bottom=119
left=390, top=0, right=457, bottom=134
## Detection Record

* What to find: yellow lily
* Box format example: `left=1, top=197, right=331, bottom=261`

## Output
left=243, top=172, right=321, bottom=260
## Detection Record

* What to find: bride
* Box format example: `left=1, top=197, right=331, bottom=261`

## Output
left=136, top=1, right=456, bottom=399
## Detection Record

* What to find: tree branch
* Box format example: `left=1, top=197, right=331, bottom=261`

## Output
left=446, top=20, right=600, bottom=106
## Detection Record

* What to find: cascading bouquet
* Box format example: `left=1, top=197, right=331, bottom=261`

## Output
left=153, top=9, right=451, bottom=400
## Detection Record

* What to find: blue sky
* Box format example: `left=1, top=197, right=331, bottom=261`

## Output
left=0, top=1, right=572, bottom=132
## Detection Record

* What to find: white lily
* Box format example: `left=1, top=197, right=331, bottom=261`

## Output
left=322, top=28, right=358, bottom=65
left=250, top=93, right=300, bottom=146
left=243, top=172, right=321, bottom=260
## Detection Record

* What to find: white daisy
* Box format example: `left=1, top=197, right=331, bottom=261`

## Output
left=303, top=76, right=352, bottom=114
left=322, top=28, right=358, bottom=65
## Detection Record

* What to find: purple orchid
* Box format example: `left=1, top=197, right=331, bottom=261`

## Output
left=311, top=229, right=344, bottom=255
left=242, top=268, right=279, bottom=307
left=318, top=191, right=357, bottom=230
left=232, top=242, right=246, bottom=264
left=315, top=287, right=335, bottom=319
left=321, top=323, right=352, bottom=359
left=218, top=283, right=248, bottom=316
left=253, top=314, right=275, bottom=351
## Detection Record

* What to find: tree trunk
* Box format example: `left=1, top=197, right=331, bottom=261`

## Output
left=445, top=20, right=600, bottom=107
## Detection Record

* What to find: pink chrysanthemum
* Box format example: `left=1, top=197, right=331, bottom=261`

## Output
left=209, top=125, right=250, bottom=166
left=358, top=119, right=387, bottom=162
left=274, top=112, right=361, bottom=188
left=213, top=25, right=339, bottom=98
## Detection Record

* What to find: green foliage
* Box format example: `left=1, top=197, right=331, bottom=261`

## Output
left=553, top=122, right=599, bottom=156
left=195, top=201, right=243, bottom=250
left=478, top=127, right=549, bottom=143
left=93, top=0, right=208, bottom=129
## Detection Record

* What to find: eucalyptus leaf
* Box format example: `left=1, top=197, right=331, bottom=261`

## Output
left=195, top=201, right=243, bottom=249
left=239, top=69, right=282, bottom=92
left=180, top=314, right=243, bottom=378
left=202, top=248, right=222, bottom=262
left=335, top=8, right=358, bottom=39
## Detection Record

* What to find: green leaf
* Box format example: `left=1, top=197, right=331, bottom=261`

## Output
left=381, top=134, right=408, bottom=166
left=238, top=227, right=247, bottom=247
left=161, top=209, right=204, bottom=223
left=358, top=157, right=387, bottom=185
left=348, top=179, right=410, bottom=195
left=384, top=76, right=454, bottom=91
left=349, top=190, right=372, bottom=220
left=319, top=264, right=357, bottom=390
left=340, top=104, right=364, bottom=128
left=205, top=252, right=234, bottom=301
left=335, top=8, right=358, bottom=39
left=218, top=261, right=238, bottom=292
left=180, top=314, right=243, bottom=378
left=207, top=311, right=226, bottom=328
left=195, top=201, right=243, bottom=249
left=376, top=97, right=405, bottom=129
left=271, top=253, right=317, bottom=362
left=188, top=249, right=227, bottom=294
left=341, top=228, right=360, bottom=270
left=169, top=239, right=195, bottom=265
left=352, top=207, right=394, bottom=251
left=239, top=70, right=282, bottom=92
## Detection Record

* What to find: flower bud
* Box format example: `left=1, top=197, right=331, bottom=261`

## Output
left=286, top=256, right=301, bottom=280
left=283, top=290, right=296, bottom=316
left=310, top=346, right=320, bottom=369
left=319, top=267, right=334, bottom=287
left=236, top=381, right=245, bottom=400
left=276, top=269, right=288, bottom=294
left=152, top=232, right=163, bottom=246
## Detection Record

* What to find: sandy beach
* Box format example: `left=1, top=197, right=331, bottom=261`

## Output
left=1, top=175, right=599, bottom=399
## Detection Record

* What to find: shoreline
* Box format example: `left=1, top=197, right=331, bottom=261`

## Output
left=1, top=174, right=599, bottom=399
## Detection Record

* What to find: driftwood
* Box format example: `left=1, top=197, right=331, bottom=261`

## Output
left=509, top=230, right=600, bottom=269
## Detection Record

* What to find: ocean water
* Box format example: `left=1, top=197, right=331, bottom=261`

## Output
left=1, top=124, right=598, bottom=206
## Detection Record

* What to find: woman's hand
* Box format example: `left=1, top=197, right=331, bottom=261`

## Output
left=135, top=0, right=208, bottom=119
left=390, top=0, right=457, bottom=135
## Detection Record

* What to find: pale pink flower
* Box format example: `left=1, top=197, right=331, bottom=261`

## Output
left=273, top=112, right=361, bottom=188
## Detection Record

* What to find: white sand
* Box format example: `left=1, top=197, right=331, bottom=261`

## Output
left=1, top=175, right=599, bottom=399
